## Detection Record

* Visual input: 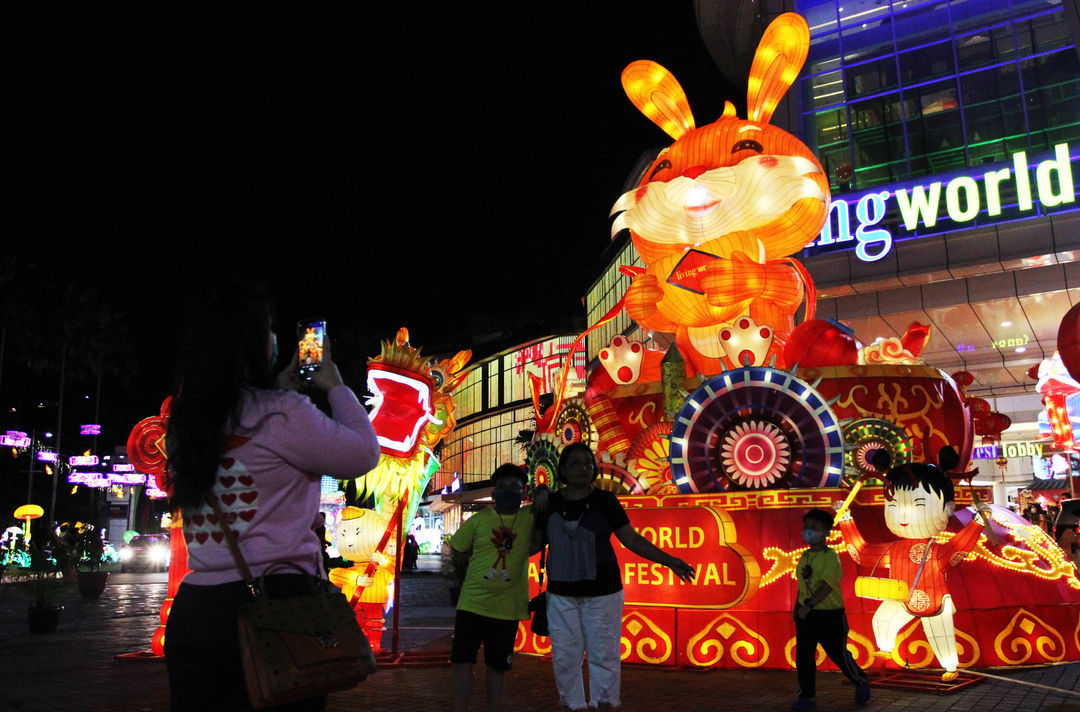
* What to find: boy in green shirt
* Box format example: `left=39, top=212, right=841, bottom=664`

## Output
left=792, top=508, right=870, bottom=711
left=451, top=464, right=539, bottom=712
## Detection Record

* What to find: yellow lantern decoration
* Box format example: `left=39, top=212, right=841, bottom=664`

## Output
left=13, top=504, right=43, bottom=543
left=610, top=12, right=827, bottom=375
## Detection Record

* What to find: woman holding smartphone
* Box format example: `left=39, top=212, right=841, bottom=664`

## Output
left=163, top=282, right=380, bottom=711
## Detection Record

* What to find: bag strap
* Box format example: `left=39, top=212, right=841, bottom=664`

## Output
left=538, top=547, right=546, bottom=589
left=868, top=540, right=897, bottom=578
left=206, top=494, right=257, bottom=589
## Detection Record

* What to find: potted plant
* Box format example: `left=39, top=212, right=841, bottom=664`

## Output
left=74, top=523, right=109, bottom=598
left=12, top=567, right=67, bottom=634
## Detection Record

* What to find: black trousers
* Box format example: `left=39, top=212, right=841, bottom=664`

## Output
left=794, top=608, right=869, bottom=699
left=165, top=575, right=327, bottom=712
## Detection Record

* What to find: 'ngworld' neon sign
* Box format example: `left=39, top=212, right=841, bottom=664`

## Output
left=811, top=143, right=1076, bottom=262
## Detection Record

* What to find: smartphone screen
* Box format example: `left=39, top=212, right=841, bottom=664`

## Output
left=297, top=320, right=327, bottom=379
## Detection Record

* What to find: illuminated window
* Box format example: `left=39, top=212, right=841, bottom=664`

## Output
left=796, top=0, right=1080, bottom=193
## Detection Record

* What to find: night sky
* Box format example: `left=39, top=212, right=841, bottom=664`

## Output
left=1, top=5, right=739, bottom=461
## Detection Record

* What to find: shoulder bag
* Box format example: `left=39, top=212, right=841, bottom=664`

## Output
left=207, top=495, right=376, bottom=708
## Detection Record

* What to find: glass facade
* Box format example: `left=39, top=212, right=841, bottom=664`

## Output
left=798, top=0, right=1080, bottom=193
left=436, top=335, right=587, bottom=487
left=584, top=238, right=647, bottom=358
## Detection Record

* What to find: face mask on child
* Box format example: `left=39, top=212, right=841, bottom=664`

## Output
left=493, top=490, right=522, bottom=512
left=803, top=529, right=824, bottom=545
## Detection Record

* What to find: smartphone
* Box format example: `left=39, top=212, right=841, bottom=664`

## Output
left=297, top=319, right=327, bottom=380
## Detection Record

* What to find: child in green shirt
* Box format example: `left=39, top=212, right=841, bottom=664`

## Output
left=792, top=508, right=870, bottom=711
left=450, top=464, right=540, bottom=712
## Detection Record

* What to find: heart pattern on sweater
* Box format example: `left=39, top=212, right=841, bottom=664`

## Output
left=183, top=445, right=259, bottom=553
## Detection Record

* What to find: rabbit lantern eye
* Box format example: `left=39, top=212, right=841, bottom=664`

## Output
left=732, top=139, right=764, bottom=155
left=647, top=159, right=672, bottom=182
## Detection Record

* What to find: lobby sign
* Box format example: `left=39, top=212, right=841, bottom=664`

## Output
left=973, top=441, right=1045, bottom=460
left=807, top=143, right=1077, bottom=263
left=615, top=505, right=760, bottom=608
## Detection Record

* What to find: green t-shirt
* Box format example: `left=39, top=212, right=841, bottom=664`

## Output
left=451, top=507, right=535, bottom=621
left=796, top=547, right=845, bottom=611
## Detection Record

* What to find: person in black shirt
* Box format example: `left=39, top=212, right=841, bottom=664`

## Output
left=536, top=442, right=694, bottom=712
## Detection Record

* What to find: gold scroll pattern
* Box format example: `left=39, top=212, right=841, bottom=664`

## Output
left=515, top=622, right=552, bottom=655
left=834, top=382, right=948, bottom=459
left=621, top=611, right=674, bottom=665
left=782, top=629, right=875, bottom=669
left=673, top=489, right=839, bottom=512
left=1070, top=608, right=1080, bottom=655
left=686, top=613, right=770, bottom=668
left=890, top=620, right=980, bottom=668
left=994, top=608, right=1067, bottom=665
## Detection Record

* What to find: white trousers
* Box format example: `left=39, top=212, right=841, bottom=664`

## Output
left=547, top=590, right=624, bottom=710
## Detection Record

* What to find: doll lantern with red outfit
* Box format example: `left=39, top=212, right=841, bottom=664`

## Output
left=837, top=447, right=991, bottom=681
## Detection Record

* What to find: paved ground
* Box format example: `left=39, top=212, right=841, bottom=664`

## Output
left=1, top=556, right=1080, bottom=711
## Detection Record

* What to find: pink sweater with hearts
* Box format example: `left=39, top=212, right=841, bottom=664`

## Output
left=181, top=385, right=380, bottom=586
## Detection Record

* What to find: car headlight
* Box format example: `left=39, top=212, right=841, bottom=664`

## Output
left=149, top=545, right=169, bottom=564
left=120, top=548, right=134, bottom=561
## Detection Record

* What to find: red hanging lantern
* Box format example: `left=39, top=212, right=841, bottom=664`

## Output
left=967, top=397, right=991, bottom=420
left=952, top=371, right=974, bottom=398
left=975, top=411, right=1011, bottom=447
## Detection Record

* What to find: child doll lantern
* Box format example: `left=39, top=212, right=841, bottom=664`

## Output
left=837, top=448, right=994, bottom=681
left=327, top=507, right=398, bottom=651
left=610, top=13, right=829, bottom=375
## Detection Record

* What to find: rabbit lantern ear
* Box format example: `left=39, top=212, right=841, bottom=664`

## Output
left=621, top=60, right=696, bottom=141
left=746, top=13, right=810, bottom=125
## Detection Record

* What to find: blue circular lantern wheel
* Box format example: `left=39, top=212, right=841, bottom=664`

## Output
left=669, top=366, right=845, bottom=492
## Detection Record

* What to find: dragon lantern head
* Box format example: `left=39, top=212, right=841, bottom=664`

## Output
left=366, top=327, right=471, bottom=459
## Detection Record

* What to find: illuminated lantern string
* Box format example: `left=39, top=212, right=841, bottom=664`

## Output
left=1036, top=353, right=1079, bottom=451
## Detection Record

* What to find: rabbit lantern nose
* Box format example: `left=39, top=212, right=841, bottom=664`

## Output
left=681, top=165, right=707, bottom=180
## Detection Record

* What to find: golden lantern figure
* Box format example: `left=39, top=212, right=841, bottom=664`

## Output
left=328, top=506, right=399, bottom=650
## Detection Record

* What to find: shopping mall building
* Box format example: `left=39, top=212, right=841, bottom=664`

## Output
left=433, top=0, right=1080, bottom=521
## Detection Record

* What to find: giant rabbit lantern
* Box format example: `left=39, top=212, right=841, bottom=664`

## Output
left=611, top=13, right=827, bottom=376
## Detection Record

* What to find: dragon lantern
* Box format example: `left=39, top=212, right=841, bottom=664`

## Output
left=328, top=328, right=470, bottom=648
